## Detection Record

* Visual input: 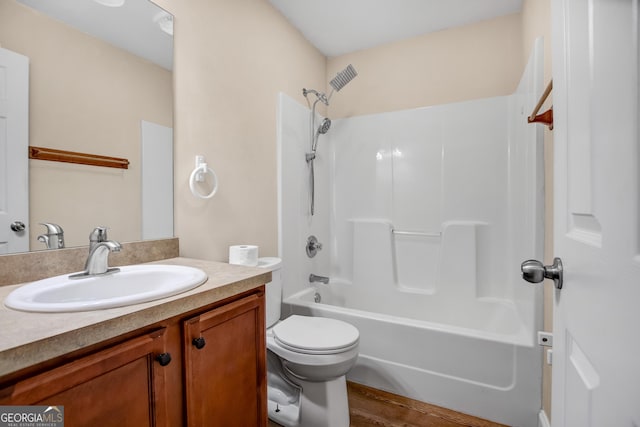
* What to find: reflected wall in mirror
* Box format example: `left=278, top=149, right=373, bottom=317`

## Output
left=0, top=0, right=173, bottom=252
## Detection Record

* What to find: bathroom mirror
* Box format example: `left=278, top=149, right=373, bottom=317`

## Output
left=0, top=0, right=174, bottom=252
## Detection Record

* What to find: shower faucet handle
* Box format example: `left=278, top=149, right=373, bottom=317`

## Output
left=306, top=235, right=323, bottom=258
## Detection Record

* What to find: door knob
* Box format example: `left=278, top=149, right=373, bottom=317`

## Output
left=521, top=257, right=563, bottom=289
left=10, top=221, right=26, bottom=232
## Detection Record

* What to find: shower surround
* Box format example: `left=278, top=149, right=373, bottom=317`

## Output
left=278, top=42, right=544, bottom=427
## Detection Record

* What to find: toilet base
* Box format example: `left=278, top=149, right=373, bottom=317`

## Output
left=299, top=375, right=350, bottom=427
left=267, top=375, right=350, bottom=427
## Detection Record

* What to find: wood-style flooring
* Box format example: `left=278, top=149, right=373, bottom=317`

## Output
left=268, top=381, right=508, bottom=427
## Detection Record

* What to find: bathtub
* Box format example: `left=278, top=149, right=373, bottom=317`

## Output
left=282, top=283, right=542, bottom=427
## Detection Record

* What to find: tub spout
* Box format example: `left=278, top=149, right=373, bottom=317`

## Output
left=309, top=274, right=329, bottom=284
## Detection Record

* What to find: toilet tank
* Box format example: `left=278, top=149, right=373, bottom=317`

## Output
left=256, top=257, right=282, bottom=328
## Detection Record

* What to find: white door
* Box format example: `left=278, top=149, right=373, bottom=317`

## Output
left=550, top=0, right=640, bottom=425
left=0, top=48, right=29, bottom=254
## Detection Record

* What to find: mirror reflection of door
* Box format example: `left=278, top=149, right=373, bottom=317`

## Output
left=0, top=47, right=29, bottom=254
left=141, top=120, right=173, bottom=240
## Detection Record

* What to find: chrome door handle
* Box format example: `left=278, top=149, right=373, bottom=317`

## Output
left=10, top=221, right=26, bottom=232
left=521, top=257, right=563, bottom=289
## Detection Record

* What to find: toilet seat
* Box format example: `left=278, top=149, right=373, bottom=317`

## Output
left=272, top=315, right=359, bottom=355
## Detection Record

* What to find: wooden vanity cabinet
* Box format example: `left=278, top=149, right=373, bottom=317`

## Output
left=183, top=293, right=266, bottom=427
left=0, top=328, right=173, bottom=427
left=0, top=289, right=267, bottom=427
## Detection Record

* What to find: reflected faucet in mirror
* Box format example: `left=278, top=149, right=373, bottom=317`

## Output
left=37, top=223, right=64, bottom=250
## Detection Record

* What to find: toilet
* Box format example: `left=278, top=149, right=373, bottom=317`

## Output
left=257, top=257, right=359, bottom=427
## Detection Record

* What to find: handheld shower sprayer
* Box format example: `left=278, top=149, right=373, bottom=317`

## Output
left=303, top=64, right=358, bottom=216
left=312, top=118, right=332, bottom=152
left=318, top=117, right=332, bottom=134
left=306, top=118, right=332, bottom=162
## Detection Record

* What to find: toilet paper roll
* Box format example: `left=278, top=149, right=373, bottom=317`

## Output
left=228, top=245, right=259, bottom=266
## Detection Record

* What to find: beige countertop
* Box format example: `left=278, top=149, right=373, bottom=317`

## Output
left=0, top=257, right=271, bottom=377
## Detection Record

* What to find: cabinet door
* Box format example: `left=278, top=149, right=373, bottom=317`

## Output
left=183, top=293, right=266, bottom=427
left=0, top=328, right=171, bottom=427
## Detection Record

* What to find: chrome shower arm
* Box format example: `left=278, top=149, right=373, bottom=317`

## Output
left=303, top=88, right=328, bottom=106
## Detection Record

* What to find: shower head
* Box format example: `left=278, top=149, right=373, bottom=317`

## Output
left=303, top=65, right=357, bottom=108
left=317, top=117, right=331, bottom=135
left=329, top=64, right=358, bottom=93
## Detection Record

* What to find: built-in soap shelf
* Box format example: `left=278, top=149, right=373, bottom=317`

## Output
left=391, top=229, right=441, bottom=238
left=348, top=219, right=489, bottom=295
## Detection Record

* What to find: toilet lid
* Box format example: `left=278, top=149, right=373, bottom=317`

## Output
left=273, top=315, right=359, bottom=354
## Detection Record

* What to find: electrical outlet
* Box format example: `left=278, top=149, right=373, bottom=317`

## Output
left=538, top=331, right=553, bottom=347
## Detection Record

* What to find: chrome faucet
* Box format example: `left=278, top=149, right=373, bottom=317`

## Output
left=37, top=223, right=65, bottom=249
left=309, top=274, right=329, bottom=284
left=70, top=227, right=121, bottom=278
left=82, top=241, right=122, bottom=276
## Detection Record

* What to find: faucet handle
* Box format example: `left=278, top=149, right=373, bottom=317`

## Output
left=89, top=226, right=109, bottom=242
left=306, top=235, right=323, bottom=258
left=88, top=226, right=110, bottom=252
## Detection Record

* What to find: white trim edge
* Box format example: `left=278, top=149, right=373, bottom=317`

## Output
left=538, top=409, right=551, bottom=427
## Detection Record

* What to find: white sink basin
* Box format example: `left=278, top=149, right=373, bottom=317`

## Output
left=4, top=265, right=208, bottom=313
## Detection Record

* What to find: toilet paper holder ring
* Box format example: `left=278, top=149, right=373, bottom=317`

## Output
left=189, top=155, right=218, bottom=199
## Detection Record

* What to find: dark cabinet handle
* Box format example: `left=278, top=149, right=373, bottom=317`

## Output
left=192, top=337, right=206, bottom=350
left=155, top=352, right=172, bottom=366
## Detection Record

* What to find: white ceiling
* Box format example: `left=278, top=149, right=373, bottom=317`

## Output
left=17, top=0, right=173, bottom=70
left=268, top=0, right=524, bottom=57
left=16, top=0, right=523, bottom=70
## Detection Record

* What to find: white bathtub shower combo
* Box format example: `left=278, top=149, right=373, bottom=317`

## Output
left=277, top=41, right=545, bottom=427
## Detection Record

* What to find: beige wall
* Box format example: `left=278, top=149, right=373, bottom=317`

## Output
left=327, top=13, right=524, bottom=118
left=156, top=3, right=527, bottom=264
left=150, top=0, right=325, bottom=262
left=522, top=0, right=554, bottom=419
left=0, top=0, right=173, bottom=249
